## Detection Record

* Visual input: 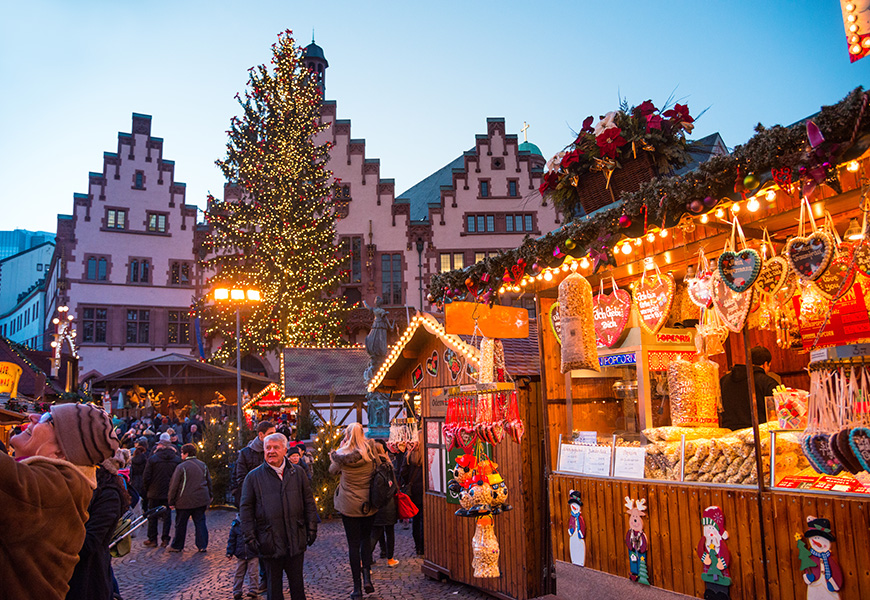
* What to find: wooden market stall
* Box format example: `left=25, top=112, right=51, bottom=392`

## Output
left=427, top=89, right=870, bottom=600
left=369, top=313, right=548, bottom=600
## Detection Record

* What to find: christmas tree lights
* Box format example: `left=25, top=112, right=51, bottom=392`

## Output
left=197, top=30, right=347, bottom=363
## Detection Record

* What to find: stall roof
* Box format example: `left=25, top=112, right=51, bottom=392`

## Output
left=282, top=347, right=370, bottom=397
left=92, top=353, right=275, bottom=386
left=369, top=313, right=540, bottom=392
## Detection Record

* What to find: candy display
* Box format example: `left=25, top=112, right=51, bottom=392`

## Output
left=559, top=273, right=600, bottom=373
left=666, top=356, right=721, bottom=427
left=772, top=385, right=808, bottom=430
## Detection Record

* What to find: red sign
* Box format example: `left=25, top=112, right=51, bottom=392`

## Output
left=777, top=475, right=819, bottom=490
left=794, top=280, right=870, bottom=350
left=648, top=350, right=697, bottom=371
left=777, top=474, right=870, bottom=494
left=655, top=332, right=693, bottom=344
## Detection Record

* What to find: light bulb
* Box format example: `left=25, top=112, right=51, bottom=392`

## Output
left=579, top=257, right=590, bottom=269
left=659, top=229, right=668, bottom=238
left=543, top=271, right=553, bottom=281
left=847, top=2, right=856, bottom=11
left=621, top=243, right=632, bottom=255
left=848, top=160, right=860, bottom=172
left=715, top=208, right=725, bottom=218
left=747, top=198, right=760, bottom=212
left=731, top=203, right=740, bottom=213
left=700, top=214, right=709, bottom=224
left=850, top=23, right=859, bottom=33
left=766, top=190, right=777, bottom=202
left=852, top=43, right=863, bottom=54
left=646, top=232, right=655, bottom=243
left=864, top=37, right=870, bottom=48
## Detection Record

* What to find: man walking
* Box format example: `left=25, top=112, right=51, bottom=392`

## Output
left=232, top=420, right=275, bottom=507
left=143, top=432, right=181, bottom=547
left=168, top=443, right=213, bottom=552
left=240, top=432, right=318, bottom=600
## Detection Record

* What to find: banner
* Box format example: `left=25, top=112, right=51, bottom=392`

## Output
left=0, top=362, right=22, bottom=397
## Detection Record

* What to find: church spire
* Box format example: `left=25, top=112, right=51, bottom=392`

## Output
left=302, top=37, right=328, bottom=96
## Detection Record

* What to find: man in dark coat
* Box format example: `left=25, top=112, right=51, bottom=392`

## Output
left=241, top=432, right=318, bottom=600
left=142, top=433, right=181, bottom=547
left=719, top=345, right=780, bottom=431
left=232, top=420, right=275, bottom=507
left=168, top=443, right=213, bottom=552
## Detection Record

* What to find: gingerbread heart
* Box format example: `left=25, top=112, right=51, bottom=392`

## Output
left=687, top=270, right=714, bottom=308
left=476, top=422, right=493, bottom=445
left=457, top=425, right=477, bottom=452
left=718, top=249, right=761, bottom=293
left=755, top=256, right=789, bottom=295
left=712, top=270, right=753, bottom=333
left=786, top=231, right=833, bottom=281
left=802, top=433, right=843, bottom=476
left=593, top=289, right=631, bottom=348
left=633, top=272, right=675, bottom=335
left=508, top=419, right=524, bottom=444
left=854, top=242, right=870, bottom=278
left=444, top=424, right=457, bottom=451
left=849, top=427, right=870, bottom=472
left=833, top=428, right=863, bottom=474
left=814, top=248, right=856, bottom=301
left=490, top=421, right=505, bottom=444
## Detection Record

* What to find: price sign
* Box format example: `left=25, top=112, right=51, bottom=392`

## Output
left=613, top=446, right=646, bottom=479
left=558, top=444, right=587, bottom=474
left=583, top=445, right=612, bottom=476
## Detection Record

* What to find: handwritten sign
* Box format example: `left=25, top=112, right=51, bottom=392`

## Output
left=634, top=273, right=675, bottom=335
left=0, top=362, right=22, bottom=397
left=573, top=431, right=598, bottom=444
left=559, top=444, right=587, bottom=474
left=583, top=445, right=613, bottom=476
left=613, top=446, right=646, bottom=479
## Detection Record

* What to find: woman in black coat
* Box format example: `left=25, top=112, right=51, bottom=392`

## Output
left=370, top=440, right=399, bottom=565
left=65, top=466, right=130, bottom=600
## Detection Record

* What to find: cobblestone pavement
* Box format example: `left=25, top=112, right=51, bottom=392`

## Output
left=114, top=508, right=490, bottom=600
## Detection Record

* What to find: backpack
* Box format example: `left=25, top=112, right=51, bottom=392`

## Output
left=368, top=453, right=397, bottom=511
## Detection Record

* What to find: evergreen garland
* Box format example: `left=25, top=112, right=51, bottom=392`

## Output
left=428, top=87, right=870, bottom=304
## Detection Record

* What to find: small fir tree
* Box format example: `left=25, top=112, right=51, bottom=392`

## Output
left=198, top=29, right=346, bottom=364
left=199, top=419, right=236, bottom=504
left=311, top=420, right=344, bottom=517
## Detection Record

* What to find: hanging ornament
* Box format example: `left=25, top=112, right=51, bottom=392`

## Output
left=712, top=270, right=753, bottom=333
left=717, top=217, right=761, bottom=293
left=559, top=273, right=600, bottom=372
left=618, top=214, right=633, bottom=228
left=688, top=199, right=704, bottom=214
left=634, top=264, right=675, bottom=335
left=592, top=277, right=631, bottom=348
left=743, top=173, right=760, bottom=190
left=687, top=250, right=714, bottom=309
left=785, top=198, right=833, bottom=281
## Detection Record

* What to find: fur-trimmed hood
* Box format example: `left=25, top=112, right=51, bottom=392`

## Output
left=329, top=448, right=369, bottom=467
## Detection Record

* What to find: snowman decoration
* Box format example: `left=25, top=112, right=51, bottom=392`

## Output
left=567, top=490, right=586, bottom=566
left=798, top=516, right=843, bottom=600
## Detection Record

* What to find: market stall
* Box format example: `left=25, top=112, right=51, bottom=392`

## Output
left=368, top=312, right=548, bottom=600
left=427, top=88, right=870, bottom=599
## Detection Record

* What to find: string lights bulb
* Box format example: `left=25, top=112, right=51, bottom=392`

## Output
left=747, top=197, right=760, bottom=212
left=847, top=160, right=860, bottom=172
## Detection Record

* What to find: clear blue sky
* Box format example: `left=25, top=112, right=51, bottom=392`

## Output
left=1, top=0, right=866, bottom=233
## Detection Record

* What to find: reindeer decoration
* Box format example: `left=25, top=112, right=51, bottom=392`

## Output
left=624, top=496, right=650, bottom=585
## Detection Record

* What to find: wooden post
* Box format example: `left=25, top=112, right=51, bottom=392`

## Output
left=565, top=371, right=573, bottom=439
left=742, top=326, right=772, bottom=600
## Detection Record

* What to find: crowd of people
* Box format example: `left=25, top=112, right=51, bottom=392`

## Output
left=1, top=407, right=424, bottom=600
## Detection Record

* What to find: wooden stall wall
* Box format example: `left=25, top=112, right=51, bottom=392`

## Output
left=550, top=475, right=766, bottom=600
left=396, top=332, right=545, bottom=600
left=550, top=475, right=870, bottom=600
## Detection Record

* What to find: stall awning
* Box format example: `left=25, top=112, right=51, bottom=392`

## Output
left=92, top=353, right=275, bottom=387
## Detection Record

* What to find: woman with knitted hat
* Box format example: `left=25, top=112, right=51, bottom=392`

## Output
left=1, top=403, right=119, bottom=600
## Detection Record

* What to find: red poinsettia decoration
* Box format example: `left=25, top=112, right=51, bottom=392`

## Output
left=539, top=170, right=560, bottom=194
left=560, top=149, right=582, bottom=169
left=663, top=103, right=694, bottom=132
left=581, top=115, right=595, bottom=133
left=636, top=100, right=657, bottom=116
left=595, top=127, right=627, bottom=159
left=645, top=113, right=663, bottom=132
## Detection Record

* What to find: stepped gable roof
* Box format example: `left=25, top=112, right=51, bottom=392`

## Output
left=282, top=347, right=369, bottom=397
left=396, top=154, right=467, bottom=222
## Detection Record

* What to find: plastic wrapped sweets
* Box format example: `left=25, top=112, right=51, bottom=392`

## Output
left=559, top=273, right=600, bottom=373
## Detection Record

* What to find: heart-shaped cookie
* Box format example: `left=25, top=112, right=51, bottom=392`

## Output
left=593, top=289, right=631, bottom=348
left=687, top=270, right=714, bottom=308
left=755, top=256, right=789, bottom=295
left=712, top=270, right=753, bottom=332
left=814, top=248, right=856, bottom=301
left=490, top=421, right=505, bottom=444
left=457, top=425, right=477, bottom=452
left=802, top=433, right=844, bottom=476
left=508, top=419, right=524, bottom=444
left=718, top=249, right=761, bottom=293
left=849, top=426, right=870, bottom=472
left=786, top=231, right=833, bottom=281
left=633, top=272, right=675, bottom=335
left=475, top=422, right=491, bottom=445
left=833, top=428, right=863, bottom=474
left=854, top=242, right=870, bottom=278
left=444, top=424, right=457, bottom=451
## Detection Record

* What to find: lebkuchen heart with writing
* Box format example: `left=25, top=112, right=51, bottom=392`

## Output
left=633, top=273, right=675, bottom=335
left=718, top=248, right=761, bottom=293
left=852, top=241, right=870, bottom=278
left=755, top=256, right=789, bottom=295
left=687, top=270, right=714, bottom=308
left=593, top=288, right=631, bottom=348
left=712, top=270, right=753, bottom=332
left=814, top=247, right=856, bottom=301
left=785, top=231, right=833, bottom=281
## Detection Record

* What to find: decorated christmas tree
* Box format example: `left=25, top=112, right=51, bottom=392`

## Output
left=198, top=29, right=346, bottom=363
left=311, top=418, right=344, bottom=517
left=199, top=418, right=238, bottom=504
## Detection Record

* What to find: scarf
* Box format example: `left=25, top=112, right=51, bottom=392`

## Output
left=810, top=549, right=835, bottom=591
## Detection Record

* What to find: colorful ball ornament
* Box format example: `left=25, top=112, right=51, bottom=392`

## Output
left=703, top=196, right=717, bottom=208
left=743, top=173, right=760, bottom=190
left=689, top=199, right=704, bottom=213
left=618, top=214, right=632, bottom=228
left=531, top=262, right=542, bottom=274
left=564, top=239, right=576, bottom=250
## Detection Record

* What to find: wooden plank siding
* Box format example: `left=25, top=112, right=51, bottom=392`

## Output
left=550, top=475, right=870, bottom=600
left=388, top=331, right=546, bottom=600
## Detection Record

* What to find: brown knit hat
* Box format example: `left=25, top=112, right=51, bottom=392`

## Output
left=50, top=403, right=120, bottom=466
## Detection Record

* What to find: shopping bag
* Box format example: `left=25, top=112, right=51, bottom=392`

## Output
left=397, top=491, right=418, bottom=519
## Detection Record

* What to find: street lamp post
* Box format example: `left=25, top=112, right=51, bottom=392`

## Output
left=213, top=287, right=261, bottom=447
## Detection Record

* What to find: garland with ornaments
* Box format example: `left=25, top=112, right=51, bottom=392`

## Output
left=428, top=87, right=870, bottom=305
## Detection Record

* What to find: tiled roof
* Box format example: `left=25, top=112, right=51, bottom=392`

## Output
left=282, top=347, right=370, bottom=397
left=395, top=154, right=467, bottom=221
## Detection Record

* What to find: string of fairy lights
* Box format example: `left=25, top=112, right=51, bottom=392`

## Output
left=196, top=30, right=348, bottom=362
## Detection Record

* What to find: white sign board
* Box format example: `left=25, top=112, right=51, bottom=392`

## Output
left=613, top=446, right=646, bottom=479
left=583, top=445, right=613, bottom=476
left=558, top=444, right=587, bottom=474
left=573, top=430, right=598, bottom=445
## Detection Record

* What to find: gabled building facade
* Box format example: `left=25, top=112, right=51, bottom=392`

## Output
left=0, top=240, right=55, bottom=349
left=55, top=113, right=198, bottom=378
